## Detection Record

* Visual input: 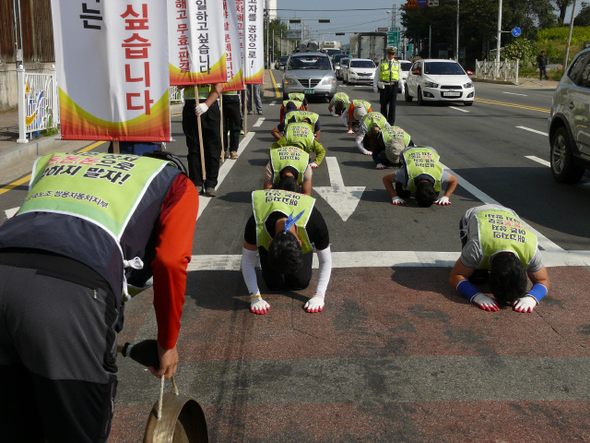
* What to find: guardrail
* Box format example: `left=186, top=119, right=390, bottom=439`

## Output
left=474, top=59, right=519, bottom=83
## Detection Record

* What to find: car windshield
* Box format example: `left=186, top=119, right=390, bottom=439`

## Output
left=280, top=56, right=289, bottom=63
left=350, top=60, right=375, bottom=68
left=424, top=62, right=466, bottom=75
left=333, top=54, right=348, bottom=63
left=289, top=56, right=331, bottom=70
left=399, top=63, right=411, bottom=72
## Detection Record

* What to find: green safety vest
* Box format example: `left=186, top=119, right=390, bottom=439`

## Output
left=379, top=59, right=400, bottom=82
left=284, top=110, right=319, bottom=128
left=362, top=112, right=388, bottom=131
left=183, top=84, right=212, bottom=100
left=284, top=122, right=315, bottom=149
left=282, top=99, right=303, bottom=109
left=382, top=126, right=411, bottom=147
left=252, top=189, right=316, bottom=254
left=288, top=93, right=305, bottom=102
left=475, top=209, right=538, bottom=270
left=270, top=147, right=309, bottom=186
left=402, top=147, right=443, bottom=192
left=352, top=99, right=371, bottom=111
left=333, top=92, right=349, bottom=103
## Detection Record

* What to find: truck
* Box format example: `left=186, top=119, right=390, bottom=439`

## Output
left=349, top=32, right=388, bottom=63
left=319, top=40, right=343, bottom=57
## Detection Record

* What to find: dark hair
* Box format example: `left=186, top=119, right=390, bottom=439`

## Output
left=334, top=101, right=345, bottom=116
left=415, top=181, right=438, bottom=207
left=277, top=174, right=300, bottom=193
left=488, top=253, right=527, bottom=305
left=268, top=231, right=303, bottom=274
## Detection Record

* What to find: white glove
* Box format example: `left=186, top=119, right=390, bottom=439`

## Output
left=435, top=196, right=451, bottom=206
left=513, top=296, right=537, bottom=313
left=195, top=103, right=209, bottom=116
left=373, top=86, right=378, bottom=93
left=304, top=295, right=325, bottom=313
left=346, top=129, right=355, bottom=135
left=377, top=81, right=384, bottom=89
left=250, top=295, right=270, bottom=315
left=310, top=162, right=319, bottom=169
left=391, top=197, right=406, bottom=206
left=331, top=111, right=336, bottom=116
left=472, top=293, right=499, bottom=312
left=376, top=163, right=387, bottom=170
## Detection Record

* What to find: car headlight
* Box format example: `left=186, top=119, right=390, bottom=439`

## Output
left=463, top=81, right=473, bottom=88
left=283, top=77, right=299, bottom=86
left=424, top=81, right=439, bottom=88
left=320, top=77, right=336, bottom=85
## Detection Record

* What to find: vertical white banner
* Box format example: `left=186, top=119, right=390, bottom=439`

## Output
left=243, top=0, right=264, bottom=84
left=168, top=0, right=227, bottom=85
left=51, top=0, right=170, bottom=141
left=222, top=0, right=244, bottom=91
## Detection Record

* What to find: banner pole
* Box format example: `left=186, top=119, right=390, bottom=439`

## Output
left=113, top=140, right=120, bottom=154
left=219, top=94, right=225, bottom=163
left=195, top=93, right=207, bottom=181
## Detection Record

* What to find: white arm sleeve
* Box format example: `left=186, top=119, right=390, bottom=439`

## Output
left=356, top=135, right=371, bottom=155
left=241, top=247, right=260, bottom=295
left=315, top=246, right=332, bottom=297
left=339, top=113, right=348, bottom=127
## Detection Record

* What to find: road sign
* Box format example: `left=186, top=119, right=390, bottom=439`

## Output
left=406, top=0, right=418, bottom=8
left=378, top=27, right=388, bottom=32
left=511, top=27, right=521, bottom=38
left=428, top=0, right=439, bottom=5
left=417, top=0, right=428, bottom=6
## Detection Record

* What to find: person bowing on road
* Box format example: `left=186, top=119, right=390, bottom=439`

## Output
left=449, top=204, right=550, bottom=313
left=241, top=189, right=332, bottom=314
left=382, top=146, right=458, bottom=206
left=270, top=121, right=326, bottom=169
left=328, top=91, right=351, bottom=128
left=355, top=111, right=390, bottom=158
left=346, top=99, right=372, bottom=134
left=264, top=146, right=313, bottom=196
left=271, top=110, right=321, bottom=142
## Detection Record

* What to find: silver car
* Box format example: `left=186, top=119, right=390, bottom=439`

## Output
left=282, top=52, right=337, bottom=102
left=548, top=48, right=590, bottom=183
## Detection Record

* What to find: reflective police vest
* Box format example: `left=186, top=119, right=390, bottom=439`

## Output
left=16, top=152, right=181, bottom=302
left=183, top=84, right=212, bottom=100
left=402, top=147, right=444, bottom=192
left=361, top=112, right=388, bottom=131
left=288, top=92, right=305, bottom=102
left=284, top=122, right=315, bottom=149
left=379, top=59, right=400, bottom=82
left=284, top=110, right=319, bottom=128
left=252, top=189, right=316, bottom=253
left=475, top=208, right=538, bottom=270
left=270, top=147, right=310, bottom=186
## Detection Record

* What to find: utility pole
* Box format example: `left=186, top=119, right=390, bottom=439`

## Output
left=564, top=0, right=578, bottom=71
left=496, top=0, right=502, bottom=65
left=455, top=0, right=459, bottom=61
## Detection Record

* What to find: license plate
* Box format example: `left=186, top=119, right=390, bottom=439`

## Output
left=304, top=88, right=314, bottom=94
left=442, top=91, right=461, bottom=97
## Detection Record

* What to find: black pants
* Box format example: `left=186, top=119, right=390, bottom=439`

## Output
left=0, top=264, right=119, bottom=443
left=182, top=99, right=222, bottom=189
left=259, top=248, right=313, bottom=291
left=458, top=219, right=488, bottom=284
left=380, top=83, right=398, bottom=126
left=222, top=98, right=241, bottom=153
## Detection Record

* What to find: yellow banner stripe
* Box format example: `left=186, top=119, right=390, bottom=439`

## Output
left=474, top=97, right=550, bottom=113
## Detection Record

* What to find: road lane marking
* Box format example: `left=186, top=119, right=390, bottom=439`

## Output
left=474, top=97, right=549, bottom=113
left=526, top=156, right=550, bottom=167
left=449, top=106, right=470, bottom=113
left=516, top=126, right=547, bottom=136
left=503, top=91, right=528, bottom=97
left=252, top=118, right=265, bottom=127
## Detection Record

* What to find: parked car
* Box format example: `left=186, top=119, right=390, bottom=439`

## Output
left=274, top=55, right=289, bottom=70
left=332, top=54, right=349, bottom=79
left=337, top=57, right=350, bottom=80
left=282, top=52, right=337, bottom=102
left=548, top=48, right=590, bottom=183
left=405, top=59, right=474, bottom=106
left=397, top=59, right=412, bottom=92
left=343, top=58, right=376, bottom=85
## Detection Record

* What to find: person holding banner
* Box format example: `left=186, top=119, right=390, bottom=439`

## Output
left=247, top=84, right=263, bottom=115
left=222, top=89, right=242, bottom=159
left=182, top=82, right=224, bottom=197
left=241, top=189, right=332, bottom=315
left=0, top=152, right=198, bottom=442
left=270, top=121, right=326, bottom=168
left=264, top=146, right=313, bottom=196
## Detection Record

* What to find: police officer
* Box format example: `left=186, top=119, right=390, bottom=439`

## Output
left=373, top=46, right=401, bottom=126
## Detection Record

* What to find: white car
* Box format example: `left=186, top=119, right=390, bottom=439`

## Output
left=343, top=58, right=376, bottom=85
left=397, top=60, right=412, bottom=93
left=405, top=59, right=474, bottom=106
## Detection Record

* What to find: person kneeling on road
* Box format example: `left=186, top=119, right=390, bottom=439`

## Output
left=271, top=110, right=321, bottom=142
left=241, top=189, right=332, bottom=314
left=328, top=92, right=351, bottom=127
left=264, top=146, right=312, bottom=196
left=449, top=204, right=550, bottom=313
left=270, top=121, right=325, bottom=169
left=346, top=100, right=372, bottom=134
left=355, top=112, right=390, bottom=158
left=372, top=125, right=413, bottom=170
left=382, top=146, right=458, bottom=206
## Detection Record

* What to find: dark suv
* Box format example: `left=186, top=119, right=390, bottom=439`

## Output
left=548, top=48, right=590, bottom=183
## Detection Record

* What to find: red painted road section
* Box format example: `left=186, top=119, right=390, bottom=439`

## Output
left=110, top=266, right=590, bottom=442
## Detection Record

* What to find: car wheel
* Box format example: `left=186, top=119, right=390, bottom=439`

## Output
left=405, top=86, right=412, bottom=102
left=550, top=126, right=585, bottom=183
left=417, top=87, right=424, bottom=106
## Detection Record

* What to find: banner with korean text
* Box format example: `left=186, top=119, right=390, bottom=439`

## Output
left=222, top=0, right=244, bottom=91
left=51, top=0, right=170, bottom=141
left=168, top=0, right=227, bottom=85
left=244, top=0, right=264, bottom=84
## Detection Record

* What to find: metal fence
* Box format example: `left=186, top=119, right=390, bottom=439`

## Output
left=474, top=59, right=519, bottom=83
left=17, top=65, right=60, bottom=143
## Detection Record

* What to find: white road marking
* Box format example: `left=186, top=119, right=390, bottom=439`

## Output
left=449, top=106, right=470, bottom=113
left=4, top=207, right=18, bottom=219
left=526, top=156, right=550, bottom=167
left=270, top=101, right=277, bottom=106
left=252, top=118, right=265, bottom=127
left=314, top=157, right=365, bottom=222
left=503, top=91, right=527, bottom=97
left=516, top=126, right=547, bottom=137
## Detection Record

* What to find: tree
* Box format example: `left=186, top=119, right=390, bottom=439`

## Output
left=575, top=2, right=590, bottom=26
left=552, top=0, right=573, bottom=25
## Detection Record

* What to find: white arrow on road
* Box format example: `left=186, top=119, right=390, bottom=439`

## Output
left=314, top=157, right=364, bottom=222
